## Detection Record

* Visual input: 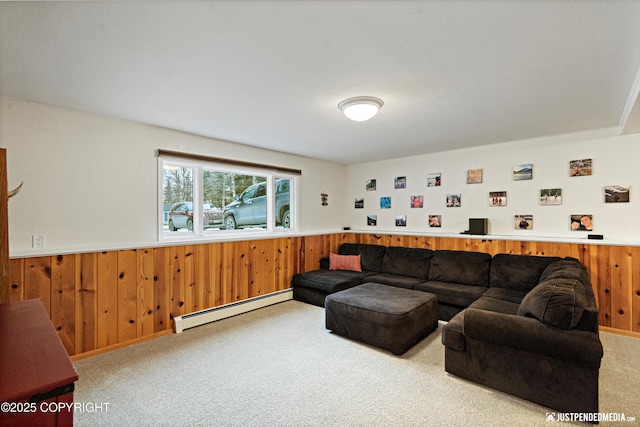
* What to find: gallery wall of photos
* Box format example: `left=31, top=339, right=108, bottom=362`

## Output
left=352, top=153, right=632, bottom=239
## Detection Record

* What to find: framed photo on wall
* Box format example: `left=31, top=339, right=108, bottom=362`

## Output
left=513, top=164, right=533, bottom=181
left=428, top=215, right=442, bottom=227
left=540, top=188, right=562, bottom=205
left=569, top=159, right=592, bottom=177
left=427, top=173, right=442, bottom=187
left=571, top=214, right=593, bottom=231
left=604, top=185, right=629, bottom=203
left=489, top=191, right=507, bottom=206
left=466, top=169, right=483, bottom=184
left=366, top=179, right=377, bottom=191
left=514, top=214, right=533, bottom=230
left=446, top=194, right=461, bottom=207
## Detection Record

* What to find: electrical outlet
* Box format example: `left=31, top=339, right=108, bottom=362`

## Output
left=32, top=235, right=45, bottom=249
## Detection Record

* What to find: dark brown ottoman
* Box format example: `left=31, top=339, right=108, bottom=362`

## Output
left=325, top=282, right=439, bottom=355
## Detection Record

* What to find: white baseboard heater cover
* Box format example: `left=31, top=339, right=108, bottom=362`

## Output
left=172, top=288, right=293, bottom=333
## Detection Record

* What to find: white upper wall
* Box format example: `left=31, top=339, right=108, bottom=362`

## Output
left=346, top=129, right=640, bottom=244
left=0, top=96, right=347, bottom=256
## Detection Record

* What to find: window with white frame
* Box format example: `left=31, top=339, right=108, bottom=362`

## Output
left=158, top=150, right=299, bottom=240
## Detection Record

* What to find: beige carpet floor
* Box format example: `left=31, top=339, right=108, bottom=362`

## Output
left=73, top=300, right=640, bottom=427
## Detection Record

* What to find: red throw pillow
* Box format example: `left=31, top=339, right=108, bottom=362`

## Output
left=329, top=253, right=362, bottom=272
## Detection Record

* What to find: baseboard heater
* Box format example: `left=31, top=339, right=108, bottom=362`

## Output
left=173, top=288, right=293, bottom=333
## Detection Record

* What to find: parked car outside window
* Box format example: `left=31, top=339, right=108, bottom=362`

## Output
left=168, top=202, right=223, bottom=231
left=223, top=179, right=290, bottom=230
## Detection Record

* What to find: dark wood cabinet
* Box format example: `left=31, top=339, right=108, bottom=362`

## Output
left=0, top=299, right=78, bottom=427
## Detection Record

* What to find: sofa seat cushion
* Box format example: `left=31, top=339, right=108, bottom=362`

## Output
left=291, top=270, right=376, bottom=293
left=481, top=287, right=529, bottom=304
left=381, top=246, right=433, bottom=280
left=339, top=243, right=386, bottom=272
left=490, top=253, right=561, bottom=292
left=363, top=273, right=425, bottom=290
left=415, top=280, right=487, bottom=307
left=518, top=278, right=586, bottom=329
left=468, top=295, right=521, bottom=316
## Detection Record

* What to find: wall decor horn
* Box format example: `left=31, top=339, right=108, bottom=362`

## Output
left=8, top=182, right=23, bottom=199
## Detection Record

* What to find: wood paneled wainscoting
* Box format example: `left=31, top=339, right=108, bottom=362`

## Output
left=1, top=233, right=638, bottom=358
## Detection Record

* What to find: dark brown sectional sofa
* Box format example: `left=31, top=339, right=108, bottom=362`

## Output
left=291, top=242, right=604, bottom=416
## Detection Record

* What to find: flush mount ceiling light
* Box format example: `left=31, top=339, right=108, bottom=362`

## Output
left=338, top=96, right=384, bottom=122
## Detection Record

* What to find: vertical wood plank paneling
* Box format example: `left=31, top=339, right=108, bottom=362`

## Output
left=195, top=244, right=211, bottom=311
left=153, top=247, right=171, bottom=333
left=233, top=240, right=250, bottom=301
left=6, top=258, right=24, bottom=303
left=50, top=254, right=76, bottom=355
left=137, top=248, right=154, bottom=338
left=24, top=257, right=51, bottom=315
left=209, top=243, right=224, bottom=307
left=97, top=251, right=118, bottom=348
left=183, top=245, right=197, bottom=313
left=631, top=246, right=640, bottom=333
left=76, top=252, right=98, bottom=354
left=609, top=246, right=633, bottom=331
left=169, top=245, right=186, bottom=320
left=117, top=250, right=138, bottom=342
left=8, top=233, right=640, bottom=359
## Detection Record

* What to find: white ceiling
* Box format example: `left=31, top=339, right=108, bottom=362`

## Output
left=1, top=1, right=640, bottom=165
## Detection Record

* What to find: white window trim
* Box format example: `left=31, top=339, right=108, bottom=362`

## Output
left=158, top=155, right=298, bottom=242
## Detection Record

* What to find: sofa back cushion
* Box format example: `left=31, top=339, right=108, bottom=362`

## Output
left=381, top=246, right=433, bottom=280
left=428, top=250, right=491, bottom=287
left=339, top=243, right=386, bottom=272
left=490, top=254, right=561, bottom=292
left=518, top=277, right=586, bottom=329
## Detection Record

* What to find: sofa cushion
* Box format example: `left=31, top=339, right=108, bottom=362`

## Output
left=329, top=253, right=362, bottom=272
left=415, top=281, right=487, bottom=307
left=539, top=258, right=587, bottom=283
left=381, top=246, right=433, bottom=280
left=291, top=269, right=376, bottom=293
left=339, top=243, right=386, bottom=272
left=468, top=295, right=521, bottom=316
left=363, top=274, right=425, bottom=290
left=490, top=254, right=562, bottom=292
left=480, top=287, right=529, bottom=304
left=518, top=278, right=586, bottom=329
left=428, top=250, right=491, bottom=287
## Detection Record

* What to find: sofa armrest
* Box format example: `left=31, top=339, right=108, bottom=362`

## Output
left=462, top=308, right=603, bottom=366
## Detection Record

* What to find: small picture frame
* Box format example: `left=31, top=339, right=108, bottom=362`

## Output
left=446, top=194, right=461, bottom=207
left=515, top=214, right=533, bottom=230
left=604, top=185, right=629, bottom=203
left=569, top=159, right=592, bottom=177
left=513, top=164, right=533, bottom=181
left=427, top=173, right=442, bottom=187
left=489, top=191, right=507, bottom=206
left=466, top=169, right=483, bottom=184
left=355, top=198, right=364, bottom=209
left=367, top=215, right=377, bottom=226
left=395, top=215, right=407, bottom=227
left=428, top=215, right=442, bottom=228
left=540, top=188, right=562, bottom=205
left=366, top=179, right=377, bottom=191
left=571, top=214, right=593, bottom=231
left=394, top=176, right=406, bottom=189
left=410, top=195, right=423, bottom=208
left=380, top=197, right=391, bottom=209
